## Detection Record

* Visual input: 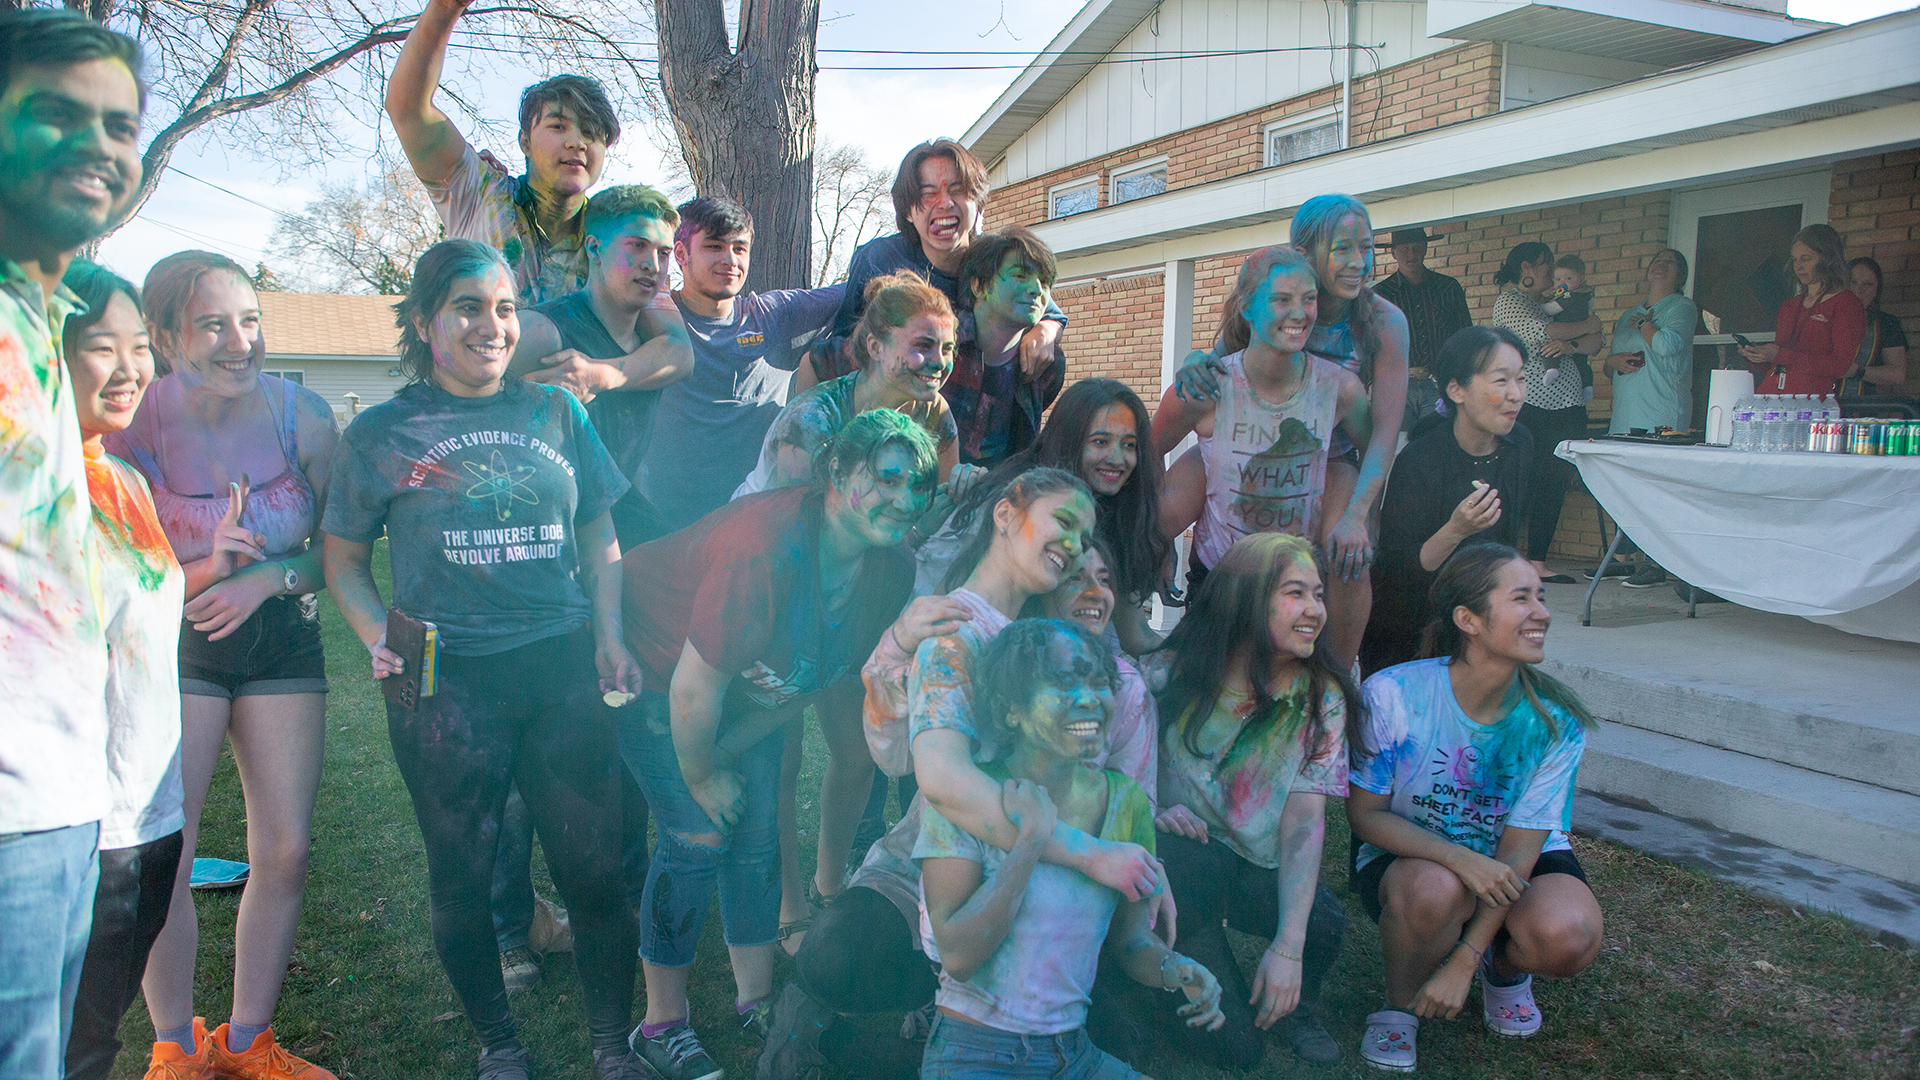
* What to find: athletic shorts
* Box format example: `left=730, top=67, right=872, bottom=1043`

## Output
left=1353, top=847, right=1588, bottom=924
left=179, top=593, right=328, bottom=698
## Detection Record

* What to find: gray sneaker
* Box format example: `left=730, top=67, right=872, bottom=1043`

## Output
left=477, top=1043, right=531, bottom=1080
left=755, top=983, right=832, bottom=1080
left=500, top=946, right=541, bottom=995
left=629, top=1023, right=722, bottom=1080
left=593, top=1047, right=652, bottom=1080
left=1280, top=1004, right=1341, bottom=1064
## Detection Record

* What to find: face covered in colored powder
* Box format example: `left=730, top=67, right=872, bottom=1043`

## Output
left=1247, top=265, right=1318, bottom=355
left=1467, top=558, right=1550, bottom=666
left=995, top=488, right=1095, bottom=597
left=1041, top=545, right=1115, bottom=635
left=828, top=442, right=935, bottom=549
left=867, top=312, right=957, bottom=405
left=971, top=249, right=1051, bottom=333
left=590, top=212, right=673, bottom=309
left=0, top=58, right=143, bottom=253
left=1449, top=341, right=1525, bottom=438
left=67, top=289, right=152, bottom=438
left=167, top=270, right=264, bottom=399
left=1007, top=626, right=1114, bottom=765
left=1265, top=554, right=1327, bottom=661
left=422, top=267, right=519, bottom=398
left=1079, top=402, right=1138, bottom=497
left=1307, top=213, right=1373, bottom=302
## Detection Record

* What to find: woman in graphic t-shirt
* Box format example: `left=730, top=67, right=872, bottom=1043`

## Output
left=1140, top=531, right=1356, bottom=1070
left=916, top=619, right=1224, bottom=1080
left=617, top=408, right=936, bottom=1077
left=1739, top=224, right=1866, bottom=397
left=1348, top=543, right=1603, bottom=1073
left=323, top=239, right=644, bottom=1078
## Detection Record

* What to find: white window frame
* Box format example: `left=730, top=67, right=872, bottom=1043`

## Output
left=1670, top=169, right=1829, bottom=345
left=1047, top=175, right=1100, bottom=219
left=262, top=368, right=305, bottom=385
left=1263, top=106, right=1343, bottom=169
left=1108, top=155, right=1169, bottom=206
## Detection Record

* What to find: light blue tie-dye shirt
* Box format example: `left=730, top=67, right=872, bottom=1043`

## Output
left=1352, top=658, right=1584, bottom=871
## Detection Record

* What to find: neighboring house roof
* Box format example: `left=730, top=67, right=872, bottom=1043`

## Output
left=1024, top=7, right=1920, bottom=275
left=962, top=0, right=1163, bottom=169
left=258, top=292, right=402, bottom=359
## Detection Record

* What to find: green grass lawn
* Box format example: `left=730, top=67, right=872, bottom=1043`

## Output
left=108, top=543, right=1920, bottom=1078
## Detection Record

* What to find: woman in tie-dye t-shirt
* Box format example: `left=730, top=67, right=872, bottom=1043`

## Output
left=1348, top=543, right=1603, bottom=1073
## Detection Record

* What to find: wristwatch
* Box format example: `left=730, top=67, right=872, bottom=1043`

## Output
left=282, top=563, right=299, bottom=595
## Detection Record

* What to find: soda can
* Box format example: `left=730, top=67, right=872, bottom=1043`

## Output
left=1895, top=421, right=1916, bottom=456
left=1887, top=422, right=1906, bottom=457
left=1850, top=422, right=1872, bottom=454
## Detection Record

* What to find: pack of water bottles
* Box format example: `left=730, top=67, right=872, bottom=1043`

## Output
left=1727, top=394, right=1838, bottom=452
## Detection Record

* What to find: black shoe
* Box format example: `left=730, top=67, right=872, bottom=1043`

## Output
left=1582, top=561, right=1636, bottom=581
left=629, top=1023, right=721, bottom=1080
left=755, top=983, right=831, bottom=1080
left=1280, top=1005, right=1342, bottom=1065
left=1622, top=564, right=1668, bottom=589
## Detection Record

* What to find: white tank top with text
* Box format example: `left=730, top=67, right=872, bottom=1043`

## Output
left=1193, top=350, right=1342, bottom=568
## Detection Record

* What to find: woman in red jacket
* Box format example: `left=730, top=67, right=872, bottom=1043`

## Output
left=1739, top=223, right=1865, bottom=395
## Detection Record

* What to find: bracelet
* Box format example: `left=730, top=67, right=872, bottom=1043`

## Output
left=1453, top=939, right=1486, bottom=966
left=1266, top=944, right=1303, bottom=963
left=1159, top=951, right=1189, bottom=990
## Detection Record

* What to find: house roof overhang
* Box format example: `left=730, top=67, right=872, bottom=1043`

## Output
left=1427, top=0, right=1829, bottom=67
left=1032, top=8, right=1920, bottom=279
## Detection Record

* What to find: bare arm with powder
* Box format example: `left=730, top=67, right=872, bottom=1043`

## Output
left=1248, top=791, right=1327, bottom=1028
left=1324, top=305, right=1403, bottom=580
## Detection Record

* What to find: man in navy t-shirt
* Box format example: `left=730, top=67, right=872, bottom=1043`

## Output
left=639, top=197, right=845, bottom=532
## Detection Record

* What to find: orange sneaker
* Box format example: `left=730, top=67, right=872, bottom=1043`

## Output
left=143, top=1017, right=216, bottom=1079
left=206, top=1024, right=338, bottom=1080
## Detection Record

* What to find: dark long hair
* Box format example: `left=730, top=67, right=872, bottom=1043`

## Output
left=950, top=379, right=1164, bottom=602
left=975, top=619, right=1120, bottom=762
left=1291, top=193, right=1387, bottom=384
left=939, top=466, right=1090, bottom=594
left=1849, top=256, right=1883, bottom=311
left=1153, top=532, right=1362, bottom=764
left=1493, top=242, right=1554, bottom=289
left=1415, top=542, right=1594, bottom=739
left=394, top=240, right=512, bottom=384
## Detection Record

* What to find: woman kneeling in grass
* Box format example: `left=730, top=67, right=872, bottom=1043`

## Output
left=1348, top=542, right=1603, bottom=1072
left=917, top=619, right=1223, bottom=1080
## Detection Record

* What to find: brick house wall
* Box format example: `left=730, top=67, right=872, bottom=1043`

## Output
left=985, top=42, right=1502, bottom=233
left=1829, top=150, right=1920, bottom=398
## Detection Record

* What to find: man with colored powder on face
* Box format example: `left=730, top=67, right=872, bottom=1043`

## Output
left=638, top=197, right=846, bottom=534
left=385, top=0, right=691, bottom=390
left=512, top=184, right=693, bottom=551
left=945, top=228, right=1066, bottom=470
left=801, top=139, right=1066, bottom=390
left=0, top=10, right=143, bottom=1076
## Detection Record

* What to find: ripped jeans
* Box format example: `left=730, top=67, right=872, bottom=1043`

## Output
left=617, top=691, right=783, bottom=968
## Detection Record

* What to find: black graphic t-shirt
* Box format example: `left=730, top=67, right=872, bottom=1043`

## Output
left=324, top=378, right=628, bottom=656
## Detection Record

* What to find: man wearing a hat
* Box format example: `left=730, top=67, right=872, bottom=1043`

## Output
left=1375, top=227, right=1471, bottom=431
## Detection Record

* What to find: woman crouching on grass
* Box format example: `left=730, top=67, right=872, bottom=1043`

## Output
left=1348, top=542, right=1602, bottom=1073
left=1141, top=531, right=1356, bottom=1070
left=917, top=619, right=1224, bottom=1080
left=323, top=239, right=644, bottom=1080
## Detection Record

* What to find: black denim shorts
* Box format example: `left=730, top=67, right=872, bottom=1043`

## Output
left=1353, top=847, right=1588, bottom=924
left=178, top=593, right=328, bottom=698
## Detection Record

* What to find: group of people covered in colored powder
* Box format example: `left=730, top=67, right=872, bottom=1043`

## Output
left=21, top=5, right=1792, bottom=1080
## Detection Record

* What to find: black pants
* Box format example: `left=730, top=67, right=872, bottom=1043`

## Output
left=1144, top=832, right=1347, bottom=1072
left=64, top=831, right=183, bottom=1080
left=794, top=885, right=937, bottom=1015
left=1518, top=402, right=1589, bottom=561
left=386, top=628, right=640, bottom=1052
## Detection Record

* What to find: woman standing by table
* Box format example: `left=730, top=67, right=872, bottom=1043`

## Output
left=1739, top=224, right=1865, bottom=397
left=1839, top=256, right=1908, bottom=396
left=1486, top=243, right=1601, bottom=584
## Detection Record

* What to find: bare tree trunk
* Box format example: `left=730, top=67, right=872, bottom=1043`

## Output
left=655, top=0, right=819, bottom=292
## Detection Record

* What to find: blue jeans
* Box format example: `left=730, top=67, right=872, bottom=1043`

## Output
left=617, top=691, right=783, bottom=968
left=921, top=1014, right=1140, bottom=1080
left=0, top=822, right=101, bottom=1080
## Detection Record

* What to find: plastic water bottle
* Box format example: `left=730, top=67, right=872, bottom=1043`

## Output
left=1731, top=395, right=1757, bottom=451
left=1760, top=396, right=1787, bottom=452
left=1792, top=395, right=1815, bottom=452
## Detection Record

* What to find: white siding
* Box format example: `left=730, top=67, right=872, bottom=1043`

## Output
left=1500, top=44, right=1661, bottom=109
left=993, top=0, right=1452, bottom=185
left=270, top=357, right=408, bottom=422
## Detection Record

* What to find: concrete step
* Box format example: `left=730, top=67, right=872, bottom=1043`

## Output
left=1579, top=719, right=1920, bottom=889
left=1543, top=656, right=1920, bottom=797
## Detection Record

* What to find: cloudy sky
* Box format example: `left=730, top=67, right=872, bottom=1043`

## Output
left=94, top=0, right=1915, bottom=286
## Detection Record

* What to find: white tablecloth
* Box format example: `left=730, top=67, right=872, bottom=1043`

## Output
left=1555, top=440, right=1920, bottom=642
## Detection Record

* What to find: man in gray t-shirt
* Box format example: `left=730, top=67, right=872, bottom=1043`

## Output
left=640, top=197, right=843, bottom=533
